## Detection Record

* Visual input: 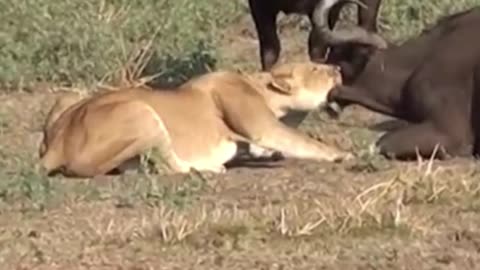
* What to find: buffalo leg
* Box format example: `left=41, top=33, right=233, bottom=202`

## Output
left=248, top=0, right=280, bottom=70
left=471, top=64, right=480, bottom=157
left=376, top=122, right=471, bottom=160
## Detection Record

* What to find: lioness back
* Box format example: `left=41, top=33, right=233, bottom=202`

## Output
left=180, top=71, right=265, bottom=98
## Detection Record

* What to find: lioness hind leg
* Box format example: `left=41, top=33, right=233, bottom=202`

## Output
left=112, top=103, right=191, bottom=175
left=253, top=122, right=352, bottom=162
left=68, top=101, right=190, bottom=177
left=142, top=143, right=191, bottom=174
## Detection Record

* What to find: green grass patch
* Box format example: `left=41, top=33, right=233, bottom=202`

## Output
left=1, top=0, right=479, bottom=90
left=379, top=0, right=480, bottom=42
left=0, top=0, right=241, bottom=90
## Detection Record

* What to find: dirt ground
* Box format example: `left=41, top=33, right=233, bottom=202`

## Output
left=2, top=11, right=480, bottom=270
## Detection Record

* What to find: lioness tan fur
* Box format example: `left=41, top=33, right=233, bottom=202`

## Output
left=38, top=62, right=351, bottom=177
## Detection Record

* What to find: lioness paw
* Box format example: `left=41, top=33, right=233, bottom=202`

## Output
left=333, top=152, right=354, bottom=163
left=249, top=144, right=275, bottom=158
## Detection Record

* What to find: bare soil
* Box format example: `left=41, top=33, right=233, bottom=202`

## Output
left=1, top=12, right=480, bottom=270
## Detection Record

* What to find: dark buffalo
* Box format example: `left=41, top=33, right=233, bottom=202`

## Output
left=247, top=0, right=385, bottom=70
left=321, top=6, right=480, bottom=160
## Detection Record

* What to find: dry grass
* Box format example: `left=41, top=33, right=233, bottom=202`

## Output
left=2, top=151, right=480, bottom=268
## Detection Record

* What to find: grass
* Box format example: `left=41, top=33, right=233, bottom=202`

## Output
left=1, top=0, right=478, bottom=91
left=2, top=149, right=480, bottom=238
left=0, top=0, right=241, bottom=90
left=1, top=0, right=480, bottom=268
left=378, top=0, right=480, bottom=42
left=3, top=147, right=480, bottom=267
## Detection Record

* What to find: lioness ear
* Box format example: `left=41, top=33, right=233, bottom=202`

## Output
left=268, top=78, right=292, bottom=95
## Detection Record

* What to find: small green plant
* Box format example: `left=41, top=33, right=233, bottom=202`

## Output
left=141, top=171, right=208, bottom=209
left=0, top=161, right=56, bottom=211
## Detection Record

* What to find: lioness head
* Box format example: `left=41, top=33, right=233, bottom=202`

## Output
left=267, top=62, right=342, bottom=111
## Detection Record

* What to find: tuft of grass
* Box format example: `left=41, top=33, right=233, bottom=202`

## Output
left=140, top=171, right=209, bottom=209
left=0, top=159, right=56, bottom=212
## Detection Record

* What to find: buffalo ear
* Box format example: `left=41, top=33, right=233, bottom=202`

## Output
left=268, top=78, right=292, bottom=95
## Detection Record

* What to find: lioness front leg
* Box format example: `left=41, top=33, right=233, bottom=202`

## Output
left=219, top=92, right=350, bottom=162
left=251, top=122, right=352, bottom=162
left=248, top=111, right=310, bottom=159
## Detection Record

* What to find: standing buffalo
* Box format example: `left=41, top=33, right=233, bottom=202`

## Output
left=323, top=6, right=480, bottom=160
left=247, top=0, right=384, bottom=70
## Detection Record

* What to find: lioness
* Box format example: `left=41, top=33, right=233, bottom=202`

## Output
left=38, top=62, right=351, bottom=177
